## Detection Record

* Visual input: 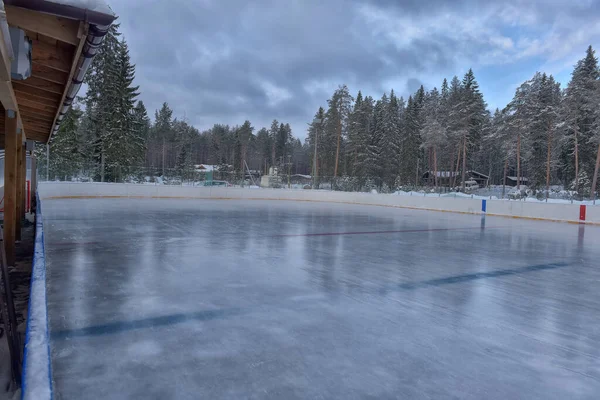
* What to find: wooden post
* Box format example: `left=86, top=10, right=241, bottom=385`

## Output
left=15, top=136, right=23, bottom=241
left=31, top=150, right=37, bottom=202
left=4, top=110, right=18, bottom=266
left=21, top=145, right=27, bottom=217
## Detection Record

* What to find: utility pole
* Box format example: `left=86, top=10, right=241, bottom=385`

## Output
left=312, top=118, right=321, bottom=189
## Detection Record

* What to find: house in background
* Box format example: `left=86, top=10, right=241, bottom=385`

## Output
left=422, top=170, right=489, bottom=188
left=504, top=176, right=529, bottom=187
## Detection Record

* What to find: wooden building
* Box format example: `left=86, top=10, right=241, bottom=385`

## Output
left=0, top=0, right=116, bottom=265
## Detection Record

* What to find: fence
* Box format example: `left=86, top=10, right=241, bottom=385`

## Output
left=37, top=163, right=599, bottom=204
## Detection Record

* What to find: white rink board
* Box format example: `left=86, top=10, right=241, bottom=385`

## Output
left=38, top=182, right=598, bottom=224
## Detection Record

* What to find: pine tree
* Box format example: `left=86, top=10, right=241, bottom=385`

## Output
left=134, top=100, right=151, bottom=148
left=269, top=119, right=279, bottom=167
left=420, top=88, right=446, bottom=188
left=324, top=85, right=353, bottom=178
left=382, top=90, right=402, bottom=189
left=152, top=103, right=174, bottom=174
left=255, top=127, right=271, bottom=173
left=307, top=107, right=326, bottom=184
left=365, top=96, right=386, bottom=188
left=237, top=120, right=254, bottom=172
left=82, top=24, right=120, bottom=181
left=561, top=46, right=599, bottom=196
left=42, top=107, right=84, bottom=180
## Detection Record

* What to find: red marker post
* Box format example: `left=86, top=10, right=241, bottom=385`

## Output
left=580, top=205, right=586, bottom=222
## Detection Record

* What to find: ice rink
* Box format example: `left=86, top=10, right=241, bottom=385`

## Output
left=42, top=198, right=600, bottom=399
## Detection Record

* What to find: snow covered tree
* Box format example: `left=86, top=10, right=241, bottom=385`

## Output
left=365, top=95, right=387, bottom=188
left=324, top=85, right=353, bottom=177
left=420, top=88, right=446, bottom=188
left=255, top=127, right=272, bottom=173
left=269, top=119, right=279, bottom=166
left=560, top=46, right=599, bottom=196
left=237, top=120, right=254, bottom=172
left=42, top=107, right=84, bottom=180
left=382, top=90, right=403, bottom=189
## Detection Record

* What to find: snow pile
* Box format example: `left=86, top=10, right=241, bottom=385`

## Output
left=21, top=197, right=53, bottom=400
left=46, top=0, right=115, bottom=15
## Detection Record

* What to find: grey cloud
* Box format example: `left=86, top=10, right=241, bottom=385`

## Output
left=111, top=0, right=600, bottom=137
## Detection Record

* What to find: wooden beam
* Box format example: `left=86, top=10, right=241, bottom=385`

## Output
left=15, top=138, right=23, bottom=241
left=13, top=82, right=62, bottom=102
left=15, top=92, right=59, bottom=109
left=31, top=39, right=74, bottom=73
left=6, top=5, right=80, bottom=46
left=16, top=76, right=64, bottom=95
left=4, top=110, right=18, bottom=265
left=49, top=22, right=87, bottom=144
left=32, top=63, right=69, bottom=85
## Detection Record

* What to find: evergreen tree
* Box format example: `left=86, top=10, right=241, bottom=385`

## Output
left=561, top=46, right=599, bottom=195
left=255, top=127, right=272, bottom=173
left=237, top=120, right=254, bottom=172
left=40, top=107, right=84, bottom=180
left=382, top=90, right=402, bottom=189
left=420, top=88, right=446, bottom=188
left=324, top=85, right=353, bottom=177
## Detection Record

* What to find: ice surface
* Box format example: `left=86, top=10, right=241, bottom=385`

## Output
left=21, top=202, right=52, bottom=400
left=46, top=0, right=115, bottom=15
left=42, top=198, right=600, bottom=399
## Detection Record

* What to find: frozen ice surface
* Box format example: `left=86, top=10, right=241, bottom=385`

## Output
left=42, top=199, right=600, bottom=399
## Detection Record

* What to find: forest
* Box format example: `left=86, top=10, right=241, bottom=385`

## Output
left=39, top=24, right=600, bottom=199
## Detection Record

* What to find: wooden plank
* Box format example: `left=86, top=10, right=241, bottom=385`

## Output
left=22, top=122, right=49, bottom=135
left=25, top=131, right=48, bottom=143
left=21, top=146, right=26, bottom=217
left=21, top=112, right=54, bottom=125
left=32, top=63, right=69, bottom=85
left=31, top=154, right=37, bottom=202
left=15, top=92, right=59, bottom=110
left=31, top=39, right=74, bottom=73
left=48, top=22, right=87, bottom=144
left=15, top=138, right=23, bottom=241
left=13, top=82, right=62, bottom=102
left=6, top=5, right=80, bottom=46
left=17, top=76, right=64, bottom=95
left=22, top=119, right=51, bottom=133
left=17, top=105, right=55, bottom=120
left=4, top=110, right=17, bottom=266
left=31, top=151, right=37, bottom=199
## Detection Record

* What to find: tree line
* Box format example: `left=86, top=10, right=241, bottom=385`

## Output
left=38, top=24, right=600, bottom=198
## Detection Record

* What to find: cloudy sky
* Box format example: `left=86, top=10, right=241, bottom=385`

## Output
left=111, top=0, right=600, bottom=138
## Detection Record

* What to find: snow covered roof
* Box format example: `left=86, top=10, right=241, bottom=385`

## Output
left=507, top=176, right=529, bottom=182
left=46, top=0, right=114, bottom=15
left=194, top=164, right=216, bottom=171
left=3, top=0, right=117, bottom=142
left=5, top=0, right=116, bottom=26
left=423, top=171, right=459, bottom=178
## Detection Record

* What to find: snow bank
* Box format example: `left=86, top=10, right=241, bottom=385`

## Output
left=46, top=0, right=115, bottom=15
left=21, top=195, right=53, bottom=400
